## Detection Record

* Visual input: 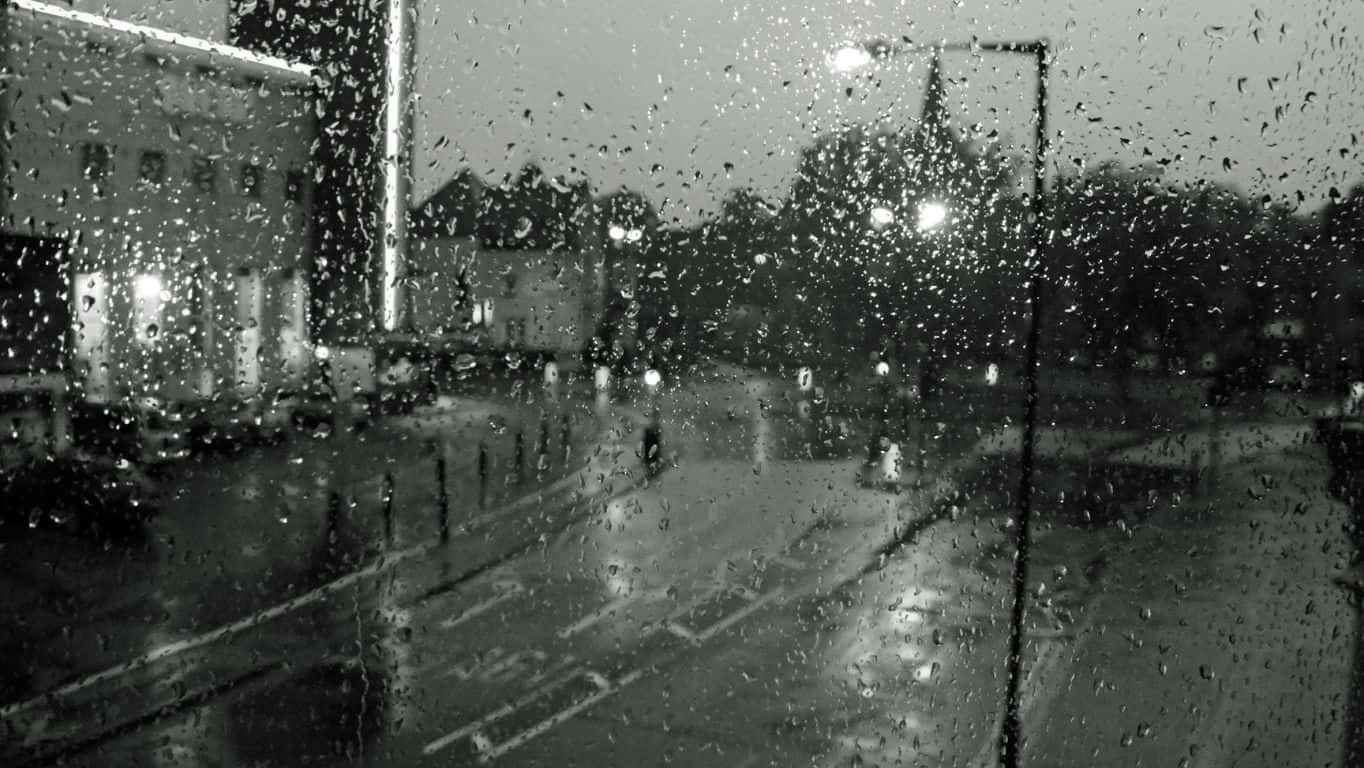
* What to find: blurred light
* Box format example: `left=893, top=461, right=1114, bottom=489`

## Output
left=1349, top=381, right=1364, bottom=415
left=869, top=206, right=896, bottom=227
left=753, top=253, right=769, bottom=266
left=830, top=44, right=873, bottom=73
left=875, top=361, right=891, bottom=377
left=626, top=227, right=644, bottom=243
left=543, top=361, right=560, bottom=386
left=643, top=368, right=662, bottom=389
left=481, top=298, right=495, bottom=326
left=594, top=365, right=612, bottom=392
left=470, top=301, right=484, bottom=326
left=134, top=273, right=163, bottom=302
left=917, top=201, right=948, bottom=232
left=608, top=224, right=626, bottom=241
left=314, top=345, right=331, bottom=361
left=797, top=366, right=814, bottom=392
left=985, top=363, right=1000, bottom=386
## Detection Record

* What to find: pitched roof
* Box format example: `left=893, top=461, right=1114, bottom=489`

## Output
left=410, top=170, right=484, bottom=238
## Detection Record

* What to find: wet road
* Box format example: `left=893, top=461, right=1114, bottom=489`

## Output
left=4, top=373, right=1354, bottom=767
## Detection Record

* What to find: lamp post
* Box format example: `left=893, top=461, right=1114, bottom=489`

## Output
left=837, top=36, right=1049, bottom=768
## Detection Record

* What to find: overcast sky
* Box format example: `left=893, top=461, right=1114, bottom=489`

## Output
left=91, top=0, right=1364, bottom=224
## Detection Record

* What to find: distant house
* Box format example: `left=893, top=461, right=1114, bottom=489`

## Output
left=408, top=165, right=640, bottom=364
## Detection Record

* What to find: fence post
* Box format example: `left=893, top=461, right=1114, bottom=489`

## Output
left=478, top=441, right=489, bottom=509
left=381, top=472, right=395, bottom=549
left=1207, top=404, right=1221, bottom=493
left=326, top=490, right=342, bottom=546
left=560, top=413, right=572, bottom=465
left=514, top=429, right=526, bottom=484
left=436, top=441, right=449, bottom=542
left=643, top=408, right=662, bottom=476
left=538, top=413, right=551, bottom=472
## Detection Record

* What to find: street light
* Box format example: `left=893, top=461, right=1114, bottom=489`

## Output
left=608, top=224, right=627, bottom=241
left=839, top=36, right=1049, bottom=768
left=828, top=44, right=873, bottom=73
left=869, top=205, right=896, bottom=228
left=916, top=200, right=948, bottom=232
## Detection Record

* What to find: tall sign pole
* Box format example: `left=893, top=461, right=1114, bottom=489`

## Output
left=381, top=0, right=415, bottom=332
left=1000, top=41, right=1049, bottom=768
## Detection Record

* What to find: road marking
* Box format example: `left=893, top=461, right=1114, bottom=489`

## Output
left=473, top=589, right=783, bottom=762
left=767, top=554, right=806, bottom=570
left=478, top=671, right=620, bottom=762
left=664, top=622, right=697, bottom=641
left=693, top=588, right=783, bottom=642
left=421, top=668, right=584, bottom=755
left=0, top=458, right=627, bottom=722
left=440, top=580, right=524, bottom=630
left=556, top=589, right=662, bottom=639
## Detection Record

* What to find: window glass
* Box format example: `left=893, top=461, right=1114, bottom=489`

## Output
left=3, top=2, right=1362, bottom=767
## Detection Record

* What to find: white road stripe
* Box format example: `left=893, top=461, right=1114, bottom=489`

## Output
left=556, top=589, right=662, bottom=639
left=440, top=581, right=524, bottom=630
left=421, top=668, right=583, bottom=755
left=467, top=589, right=786, bottom=761
left=694, top=588, right=784, bottom=642
left=478, top=670, right=630, bottom=762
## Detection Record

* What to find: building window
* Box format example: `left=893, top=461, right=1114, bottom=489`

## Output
left=138, top=151, right=166, bottom=186
left=80, top=143, right=111, bottom=198
left=240, top=162, right=262, bottom=199
left=506, top=319, right=525, bottom=348
left=191, top=156, right=216, bottom=195
left=285, top=169, right=306, bottom=204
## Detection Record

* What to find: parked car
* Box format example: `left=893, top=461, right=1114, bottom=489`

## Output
left=0, top=451, right=161, bottom=539
left=69, top=397, right=190, bottom=467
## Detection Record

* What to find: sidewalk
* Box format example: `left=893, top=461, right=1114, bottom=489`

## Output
left=1018, top=423, right=1351, bottom=766
left=0, top=391, right=648, bottom=713
left=0, top=396, right=659, bottom=762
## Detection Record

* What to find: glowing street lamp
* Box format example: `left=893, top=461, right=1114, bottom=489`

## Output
left=869, top=205, right=896, bottom=228
left=608, top=224, right=627, bottom=242
left=829, top=44, right=873, bottom=74
left=916, top=200, right=948, bottom=232
left=134, top=273, right=164, bottom=302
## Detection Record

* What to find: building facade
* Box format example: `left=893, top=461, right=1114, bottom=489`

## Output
left=229, top=0, right=403, bottom=341
left=2, top=0, right=319, bottom=405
